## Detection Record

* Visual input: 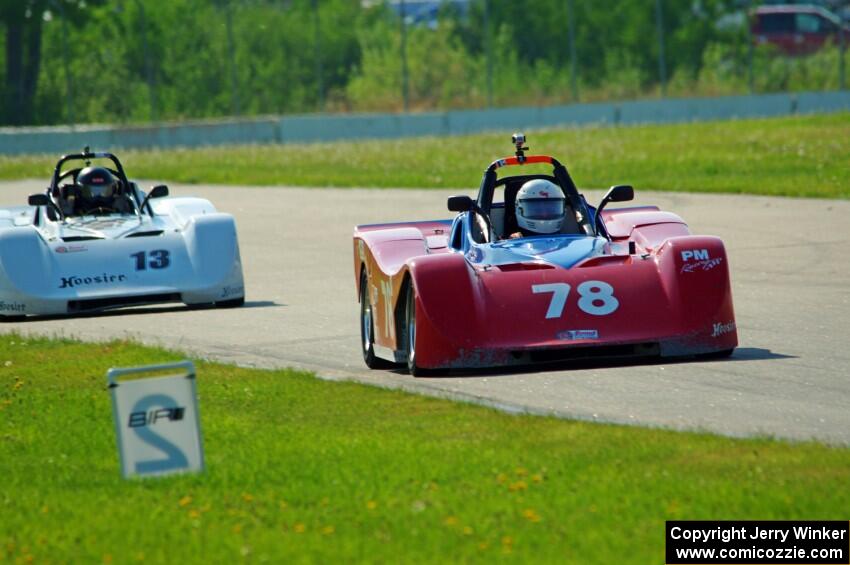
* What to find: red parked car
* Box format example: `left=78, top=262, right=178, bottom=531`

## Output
left=752, top=5, right=850, bottom=55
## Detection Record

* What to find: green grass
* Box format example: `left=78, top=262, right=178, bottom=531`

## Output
left=1, top=335, right=849, bottom=563
left=2, top=113, right=849, bottom=198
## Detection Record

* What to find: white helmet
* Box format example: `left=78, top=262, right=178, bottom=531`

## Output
left=515, top=179, right=565, bottom=235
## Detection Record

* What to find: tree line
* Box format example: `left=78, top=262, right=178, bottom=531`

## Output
left=0, top=0, right=842, bottom=126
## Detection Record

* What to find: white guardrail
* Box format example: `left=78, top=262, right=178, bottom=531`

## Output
left=1, top=91, right=848, bottom=155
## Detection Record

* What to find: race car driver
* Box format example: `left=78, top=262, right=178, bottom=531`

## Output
left=507, top=179, right=566, bottom=239
left=65, top=166, right=132, bottom=216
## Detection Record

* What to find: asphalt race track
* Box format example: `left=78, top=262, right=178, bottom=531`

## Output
left=3, top=180, right=849, bottom=444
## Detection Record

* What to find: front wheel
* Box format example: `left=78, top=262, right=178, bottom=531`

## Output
left=402, top=283, right=429, bottom=377
left=0, top=315, right=25, bottom=323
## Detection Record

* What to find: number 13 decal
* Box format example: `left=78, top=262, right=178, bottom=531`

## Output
left=532, top=281, right=619, bottom=318
left=131, top=250, right=171, bottom=271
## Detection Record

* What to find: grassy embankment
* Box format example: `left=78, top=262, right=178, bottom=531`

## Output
left=1, top=335, right=849, bottom=563
left=1, top=113, right=849, bottom=198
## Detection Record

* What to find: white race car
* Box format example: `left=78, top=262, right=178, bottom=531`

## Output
left=0, top=148, right=245, bottom=321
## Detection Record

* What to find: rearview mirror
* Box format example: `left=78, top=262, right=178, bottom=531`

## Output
left=447, top=195, right=474, bottom=213
left=148, top=185, right=169, bottom=198
left=595, top=185, right=634, bottom=240
left=139, top=185, right=169, bottom=215
left=28, top=194, right=49, bottom=206
left=601, top=184, right=634, bottom=205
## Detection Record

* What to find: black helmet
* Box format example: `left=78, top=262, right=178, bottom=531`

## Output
left=77, top=166, right=117, bottom=200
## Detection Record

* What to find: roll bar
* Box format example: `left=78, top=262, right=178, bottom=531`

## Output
left=44, top=147, right=147, bottom=220
left=475, top=134, right=594, bottom=235
left=51, top=147, right=131, bottom=192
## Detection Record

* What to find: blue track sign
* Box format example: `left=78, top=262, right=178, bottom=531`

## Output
left=107, top=361, right=204, bottom=479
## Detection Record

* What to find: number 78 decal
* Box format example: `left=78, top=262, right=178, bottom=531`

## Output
left=532, top=281, right=619, bottom=318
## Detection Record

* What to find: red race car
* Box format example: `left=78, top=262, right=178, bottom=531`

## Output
left=353, top=134, right=737, bottom=375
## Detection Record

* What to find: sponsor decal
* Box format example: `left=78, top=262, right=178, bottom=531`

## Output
left=681, top=257, right=723, bottom=273
left=557, top=329, right=598, bottom=340
left=357, top=240, right=366, bottom=263
left=59, top=273, right=127, bottom=289
left=380, top=277, right=394, bottom=338
left=0, top=301, right=26, bottom=313
left=55, top=245, right=87, bottom=254
left=467, top=247, right=483, bottom=262
left=220, top=285, right=244, bottom=299
left=680, top=248, right=723, bottom=273
left=681, top=249, right=709, bottom=262
left=711, top=321, right=736, bottom=337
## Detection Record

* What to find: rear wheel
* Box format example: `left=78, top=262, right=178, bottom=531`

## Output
left=360, top=272, right=393, bottom=369
left=216, top=297, right=245, bottom=308
left=701, top=348, right=734, bottom=359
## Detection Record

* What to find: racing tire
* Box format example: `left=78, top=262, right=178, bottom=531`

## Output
left=700, top=348, right=735, bottom=360
left=216, top=297, right=245, bottom=308
left=359, top=272, right=393, bottom=369
left=402, top=282, right=430, bottom=377
left=0, top=315, right=25, bottom=323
